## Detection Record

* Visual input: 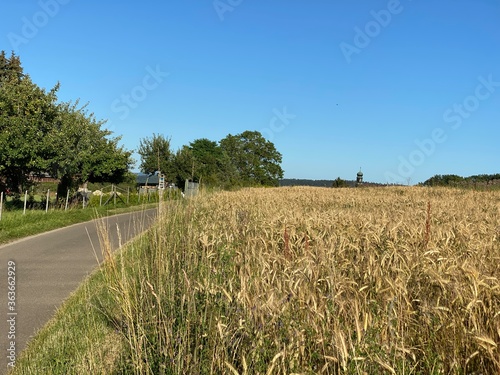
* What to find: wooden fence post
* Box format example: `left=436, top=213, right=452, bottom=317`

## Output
left=45, top=189, right=50, bottom=213
left=65, top=190, right=70, bottom=211
left=23, top=191, right=28, bottom=215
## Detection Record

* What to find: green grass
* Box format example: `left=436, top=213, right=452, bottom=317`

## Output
left=0, top=203, right=158, bottom=245
left=0, top=186, right=179, bottom=245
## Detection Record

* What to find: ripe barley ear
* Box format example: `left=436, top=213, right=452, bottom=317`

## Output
left=424, top=201, right=431, bottom=248
left=284, top=226, right=290, bottom=260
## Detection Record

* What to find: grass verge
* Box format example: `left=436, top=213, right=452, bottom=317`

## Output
left=8, top=211, right=158, bottom=374
left=0, top=203, right=157, bottom=245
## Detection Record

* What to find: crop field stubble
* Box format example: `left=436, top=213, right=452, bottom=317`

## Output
left=14, top=186, right=499, bottom=374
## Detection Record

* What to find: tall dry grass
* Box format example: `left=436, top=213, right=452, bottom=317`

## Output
left=102, top=186, right=500, bottom=374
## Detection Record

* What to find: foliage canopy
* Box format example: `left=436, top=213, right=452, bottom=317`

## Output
left=138, top=130, right=284, bottom=188
left=0, top=51, right=132, bottom=196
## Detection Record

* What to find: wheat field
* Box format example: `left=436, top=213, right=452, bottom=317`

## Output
left=97, top=185, right=500, bottom=374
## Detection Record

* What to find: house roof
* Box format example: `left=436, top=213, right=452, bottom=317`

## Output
left=136, top=174, right=159, bottom=185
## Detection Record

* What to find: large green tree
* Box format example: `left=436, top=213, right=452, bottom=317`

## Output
left=0, top=54, right=60, bottom=193
left=0, top=51, right=132, bottom=196
left=219, top=130, right=284, bottom=186
left=51, top=101, right=133, bottom=197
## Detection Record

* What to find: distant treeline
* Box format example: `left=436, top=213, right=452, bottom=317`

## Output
left=421, top=174, right=500, bottom=189
left=281, top=174, right=500, bottom=189
left=279, top=178, right=386, bottom=188
left=280, top=179, right=338, bottom=187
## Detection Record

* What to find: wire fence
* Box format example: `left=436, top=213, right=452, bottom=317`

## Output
left=0, top=180, right=198, bottom=221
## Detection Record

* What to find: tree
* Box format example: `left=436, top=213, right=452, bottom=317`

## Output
left=219, top=130, right=284, bottom=186
left=137, top=134, right=174, bottom=179
left=332, top=177, right=347, bottom=188
left=0, top=51, right=23, bottom=84
left=0, top=58, right=60, bottom=194
left=189, top=138, right=219, bottom=183
left=171, top=146, right=195, bottom=188
left=51, top=101, right=133, bottom=197
left=423, top=174, right=464, bottom=187
left=0, top=51, right=133, bottom=197
left=188, top=138, right=236, bottom=187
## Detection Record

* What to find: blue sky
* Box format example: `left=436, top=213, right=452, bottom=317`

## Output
left=1, top=0, right=498, bottom=184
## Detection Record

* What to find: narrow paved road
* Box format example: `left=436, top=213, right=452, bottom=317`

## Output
left=0, top=208, right=157, bottom=372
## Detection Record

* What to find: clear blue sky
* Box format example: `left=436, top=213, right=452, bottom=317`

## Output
left=1, top=0, right=499, bottom=184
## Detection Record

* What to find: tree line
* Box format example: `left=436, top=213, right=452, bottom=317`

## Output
left=0, top=52, right=284, bottom=200
left=421, top=174, right=500, bottom=188
left=137, top=132, right=284, bottom=189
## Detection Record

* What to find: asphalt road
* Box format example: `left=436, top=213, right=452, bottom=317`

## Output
left=0, top=208, right=157, bottom=372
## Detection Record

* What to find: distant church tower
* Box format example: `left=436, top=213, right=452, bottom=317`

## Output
left=356, top=168, right=363, bottom=186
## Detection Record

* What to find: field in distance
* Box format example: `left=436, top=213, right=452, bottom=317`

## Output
left=14, top=186, right=500, bottom=374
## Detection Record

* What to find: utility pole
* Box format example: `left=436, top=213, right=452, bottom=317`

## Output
left=157, top=146, right=163, bottom=216
left=157, top=147, right=161, bottom=176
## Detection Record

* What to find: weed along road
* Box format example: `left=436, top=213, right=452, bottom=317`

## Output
left=0, top=208, right=157, bottom=372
